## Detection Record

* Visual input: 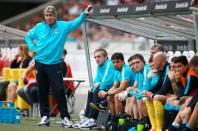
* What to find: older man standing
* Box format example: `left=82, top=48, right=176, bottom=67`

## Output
left=25, top=5, right=92, bottom=128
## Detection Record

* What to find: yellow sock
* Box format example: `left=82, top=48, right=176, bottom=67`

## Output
left=153, top=100, right=164, bottom=131
left=146, top=100, right=156, bottom=130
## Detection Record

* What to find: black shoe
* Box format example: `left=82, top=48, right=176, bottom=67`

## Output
left=141, top=117, right=151, bottom=131
left=90, top=103, right=107, bottom=112
left=169, top=125, right=180, bottom=131
left=37, top=116, right=50, bottom=126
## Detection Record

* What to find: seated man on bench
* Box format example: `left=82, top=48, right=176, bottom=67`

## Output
left=73, top=48, right=115, bottom=129
left=107, top=52, right=135, bottom=118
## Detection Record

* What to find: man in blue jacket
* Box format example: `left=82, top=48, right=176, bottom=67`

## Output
left=73, top=48, right=115, bottom=129
left=25, top=5, right=92, bottom=128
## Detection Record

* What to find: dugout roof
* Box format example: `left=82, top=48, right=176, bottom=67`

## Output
left=83, top=0, right=198, bottom=86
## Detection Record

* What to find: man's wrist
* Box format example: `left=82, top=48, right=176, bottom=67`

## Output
left=106, top=92, right=109, bottom=97
left=83, top=11, right=89, bottom=16
left=83, top=5, right=92, bottom=15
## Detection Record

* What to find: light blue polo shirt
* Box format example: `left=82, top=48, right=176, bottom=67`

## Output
left=114, top=64, right=135, bottom=87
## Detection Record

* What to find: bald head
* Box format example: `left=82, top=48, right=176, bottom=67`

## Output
left=153, top=51, right=167, bottom=70
left=153, top=52, right=166, bottom=62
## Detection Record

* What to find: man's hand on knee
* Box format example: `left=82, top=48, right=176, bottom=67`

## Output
left=142, top=90, right=153, bottom=100
left=98, top=90, right=107, bottom=98
left=118, top=91, right=128, bottom=101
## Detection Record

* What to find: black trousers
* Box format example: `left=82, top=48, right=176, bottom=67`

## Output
left=84, top=89, right=101, bottom=120
left=35, top=61, right=70, bottom=119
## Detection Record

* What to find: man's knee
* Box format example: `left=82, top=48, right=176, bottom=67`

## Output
left=153, top=95, right=165, bottom=101
left=131, top=96, right=136, bottom=104
left=107, top=95, right=114, bottom=103
left=114, top=94, right=120, bottom=101
left=8, top=83, right=17, bottom=90
left=137, top=99, right=142, bottom=105
left=126, top=97, right=131, bottom=103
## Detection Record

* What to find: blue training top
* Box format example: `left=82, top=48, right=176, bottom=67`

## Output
left=135, top=64, right=150, bottom=91
left=114, top=64, right=135, bottom=87
left=25, top=12, right=86, bottom=65
left=129, top=64, right=160, bottom=97
left=94, top=59, right=116, bottom=90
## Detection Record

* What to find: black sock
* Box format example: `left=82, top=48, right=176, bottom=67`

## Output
left=139, top=118, right=144, bottom=124
left=139, top=117, right=149, bottom=125
left=170, top=110, right=178, bottom=122
left=131, top=118, right=139, bottom=126
left=167, top=110, right=178, bottom=128
left=134, top=119, right=139, bottom=129
left=169, top=125, right=179, bottom=131
left=142, top=116, right=151, bottom=130
left=106, top=113, right=112, bottom=121
left=163, top=109, right=171, bottom=130
left=144, top=116, right=150, bottom=124
left=181, top=123, right=186, bottom=130
left=181, top=126, right=193, bottom=131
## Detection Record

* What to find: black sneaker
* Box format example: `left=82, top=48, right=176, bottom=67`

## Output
left=37, top=116, right=50, bottom=126
left=140, top=117, right=151, bottom=130
left=90, top=103, right=107, bottom=112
